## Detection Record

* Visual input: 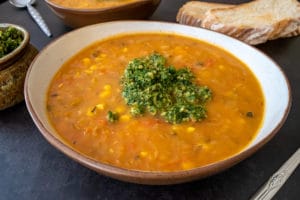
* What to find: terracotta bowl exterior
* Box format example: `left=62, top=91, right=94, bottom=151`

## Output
left=24, top=21, right=291, bottom=185
left=44, top=0, right=161, bottom=28
left=0, top=23, right=38, bottom=110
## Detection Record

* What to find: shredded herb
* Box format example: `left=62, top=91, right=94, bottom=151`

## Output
left=0, top=26, right=23, bottom=58
left=91, top=106, right=97, bottom=113
left=246, top=111, right=254, bottom=118
left=121, top=53, right=212, bottom=124
left=107, top=110, right=119, bottom=123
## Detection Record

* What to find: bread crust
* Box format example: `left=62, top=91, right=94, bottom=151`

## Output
left=176, top=1, right=232, bottom=27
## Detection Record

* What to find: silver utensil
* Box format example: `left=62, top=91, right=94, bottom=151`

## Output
left=9, top=0, right=52, bottom=37
left=250, top=148, right=300, bottom=200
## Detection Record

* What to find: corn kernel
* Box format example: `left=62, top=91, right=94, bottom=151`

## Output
left=139, top=151, right=148, bottom=157
left=109, top=148, right=114, bottom=153
left=218, top=65, right=225, bottom=70
left=115, top=106, right=125, bottom=113
left=95, top=57, right=102, bottom=62
left=174, top=46, right=185, bottom=54
left=122, top=47, right=128, bottom=53
left=100, top=53, right=107, bottom=58
left=74, top=72, right=80, bottom=78
left=187, top=127, right=195, bottom=133
left=160, top=45, right=169, bottom=49
left=172, top=125, right=179, bottom=131
left=84, top=69, right=93, bottom=74
left=182, top=161, right=194, bottom=170
left=120, top=114, right=131, bottom=122
left=89, top=65, right=97, bottom=70
left=82, top=58, right=91, bottom=66
left=103, top=84, right=112, bottom=90
left=99, top=90, right=111, bottom=98
left=96, top=104, right=105, bottom=110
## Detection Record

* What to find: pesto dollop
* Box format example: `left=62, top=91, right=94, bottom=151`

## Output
left=121, top=53, right=212, bottom=124
left=0, top=26, right=23, bottom=58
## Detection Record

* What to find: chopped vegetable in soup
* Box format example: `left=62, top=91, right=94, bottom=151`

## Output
left=50, top=0, right=140, bottom=9
left=47, top=33, right=264, bottom=171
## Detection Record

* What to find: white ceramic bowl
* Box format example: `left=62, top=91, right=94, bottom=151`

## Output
left=24, top=21, right=291, bottom=185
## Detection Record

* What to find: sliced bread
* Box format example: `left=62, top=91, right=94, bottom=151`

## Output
left=177, top=0, right=300, bottom=45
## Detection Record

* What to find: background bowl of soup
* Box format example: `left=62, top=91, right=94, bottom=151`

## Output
left=44, top=0, right=161, bottom=28
left=24, top=21, right=291, bottom=185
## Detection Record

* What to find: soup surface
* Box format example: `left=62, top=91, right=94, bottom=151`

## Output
left=50, top=0, right=140, bottom=9
left=47, top=33, right=264, bottom=171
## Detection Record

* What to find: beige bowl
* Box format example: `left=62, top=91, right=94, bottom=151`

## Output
left=44, top=0, right=161, bottom=28
left=24, top=21, right=291, bottom=185
left=0, top=23, right=38, bottom=110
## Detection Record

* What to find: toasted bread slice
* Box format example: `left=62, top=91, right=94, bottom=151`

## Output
left=177, top=0, right=300, bottom=45
left=201, top=0, right=300, bottom=45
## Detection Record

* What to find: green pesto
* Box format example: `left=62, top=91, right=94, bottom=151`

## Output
left=121, top=53, right=212, bottom=124
left=0, top=26, right=23, bottom=58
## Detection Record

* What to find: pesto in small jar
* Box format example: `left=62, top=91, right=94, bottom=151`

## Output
left=0, top=26, right=24, bottom=58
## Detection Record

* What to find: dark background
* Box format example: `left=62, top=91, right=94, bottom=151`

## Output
left=0, top=0, right=299, bottom=199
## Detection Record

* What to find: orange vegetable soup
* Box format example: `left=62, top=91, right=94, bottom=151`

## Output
left=47, top=33, right=264, bottom=171
left=50, top=0, right=140, bottom=9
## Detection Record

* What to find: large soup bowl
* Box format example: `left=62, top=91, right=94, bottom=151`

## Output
left=24, top=21, right=291, bottom=185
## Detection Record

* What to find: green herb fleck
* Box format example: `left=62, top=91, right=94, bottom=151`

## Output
left=107, top=110, right=119, bottom=123
left=246, top=111, right=254, bottom=118
left=121, top=53, right=212, bottom=124
left=91, top=106, right=97, bottom=113
left=195, top=61, right=204, bottom=67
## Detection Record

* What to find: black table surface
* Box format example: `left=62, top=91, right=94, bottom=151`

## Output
left=0, top=0, right=299, bottom=199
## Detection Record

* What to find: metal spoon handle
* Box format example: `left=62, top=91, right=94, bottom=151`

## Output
left=250, top=148, right=300, bottom=200
left=26, top=3, right=51, bottom=37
